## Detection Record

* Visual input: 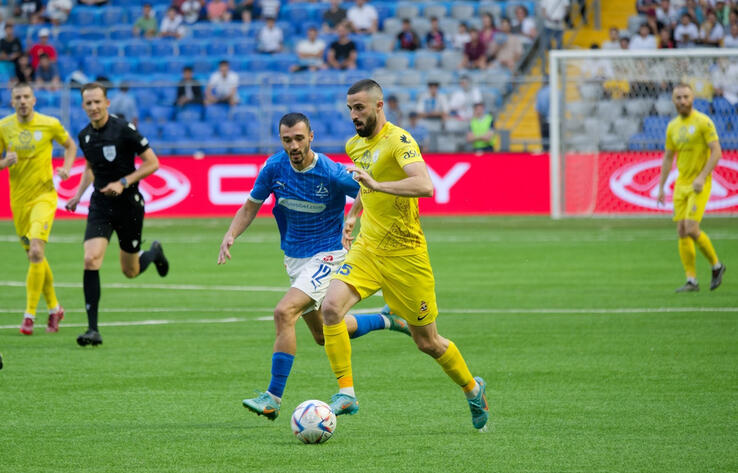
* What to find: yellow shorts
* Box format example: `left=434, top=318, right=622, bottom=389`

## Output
left=672, top=182, right=711, bottom=223
left=333, top=243, right=438, bottom=326
left=11, top=191, right=57, bottom=250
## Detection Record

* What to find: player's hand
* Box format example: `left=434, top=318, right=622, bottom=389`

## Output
left=656, top=187, right=665, bottom=206
left=346, top=166, right=378, bottom=191
left=55, top=166, right=71, bottom=180
left=217, top=233, right=234, bottom=264
left=100, top=180, right=124, bottom=197
left=342, top=216, right=356, bottom=250
left=4, top=151, right=17, bottom=167
left=693, top=176, right=705, bottom=194
left=65, top=196, right=80, bottom=212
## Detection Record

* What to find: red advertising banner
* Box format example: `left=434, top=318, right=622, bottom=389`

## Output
left=564, top=151, right=738, bottom=215
left=0, top=153, right=551, bottom=219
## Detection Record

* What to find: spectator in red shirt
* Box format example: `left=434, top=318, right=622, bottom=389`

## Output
left=425, top=17, right=445, bottom=51
left=29, top=28, right=57, bottom=70
left=462, top=28, right=487, bottom=70
left=397, top=18, right=420, bottom=51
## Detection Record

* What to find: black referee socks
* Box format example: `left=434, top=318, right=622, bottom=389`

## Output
left=83, top=269, right=100, bottom=331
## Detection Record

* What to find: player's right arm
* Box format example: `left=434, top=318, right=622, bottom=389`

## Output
left=0, top=142, right=17, bottom=170
left=218, top=199, right=262, bottom=264
left=657, top=148, right=675, bottom=205
left=65, top=162, right=94, bottom=212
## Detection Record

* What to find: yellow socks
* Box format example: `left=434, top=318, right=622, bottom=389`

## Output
left=25, top=261, right=45, bottom=316
left=695, top=232, right=719, bottom=266
left=678, top=237, right=697, bottom=280
left=435, top=342, right=474, bottom=389
left=323, top=320, right=353, bottom=391
left=41, top=258, right=59, bottom=311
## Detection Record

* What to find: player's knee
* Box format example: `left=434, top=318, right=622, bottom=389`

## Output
left=320, top=299, right=343, bottom=325
left=273, top=305, right=299, bottom=328
left=414, top=337, right=445, bottom=357
left=83, top=254, right=101, bottom=269
left=27, top=247, right=44, bottom=263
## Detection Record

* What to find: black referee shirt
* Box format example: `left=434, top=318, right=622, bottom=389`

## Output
left=78, top=114, right=151, bottom=191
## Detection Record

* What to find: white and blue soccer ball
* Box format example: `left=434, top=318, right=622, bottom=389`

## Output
left=290, top=400, right=336, bottom=444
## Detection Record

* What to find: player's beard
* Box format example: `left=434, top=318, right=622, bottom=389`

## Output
left=677, top=103, right=692, bottom=117
left=354, top=113, right=377, bottom=137
left=290, top=147, right=310, bottom=167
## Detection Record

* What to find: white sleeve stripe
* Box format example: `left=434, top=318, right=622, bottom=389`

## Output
left=247, top=196, right=264, bottom=204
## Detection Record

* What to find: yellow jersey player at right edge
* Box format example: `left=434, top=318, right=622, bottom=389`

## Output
left=657, top=83, right=726, bottom=293
left=320, top=79, right=489, bottom=431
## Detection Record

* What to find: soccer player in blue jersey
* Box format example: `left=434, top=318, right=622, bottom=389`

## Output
left=217, top=112, right=410, bottom=421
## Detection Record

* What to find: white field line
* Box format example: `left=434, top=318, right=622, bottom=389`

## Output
left=1, top=307, right=736, bottom=330
left=0, top=280, right=286, bottom=292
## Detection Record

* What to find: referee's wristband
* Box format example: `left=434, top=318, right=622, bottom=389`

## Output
left=120, top=177, right=129, bottom=189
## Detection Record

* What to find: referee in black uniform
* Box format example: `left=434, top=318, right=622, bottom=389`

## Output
left=66, top=82, right=169, bottom=346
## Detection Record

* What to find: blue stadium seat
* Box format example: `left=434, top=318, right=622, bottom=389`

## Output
left=722, top=132, right=738, bottom=150
left=163, top=57, right=188, bottom=75
left=70, top=7, right=100, bottom=26
left=137, top=60, right=160, bottom=75
left=101, top=7, right=128, bottom=26
left=107, top=58, right=135, bottom=77
left=149, top=105, right=174, bottom=122
left=205, top=105, right=229, bottom=122
left=357, top=52, right=387, bottom=70
left=178, top=40, right=207, bottom=57
left=124, top=41, right=152, bottom=57
left=329, top=120, right=356, bottom=139
left=79, top=29, right=107, bottom=41
left=81, top=57, right=106, bottom=78
left=187, top=122, right=215, bottom=139
left=158, top=88, right=178, bottom=105
left=151, top=40, right=176, bottom=57
left=176, top=107, right=202, bottom=123
left=137, top=122, right=160, bottom=140
left=207, top=42, right=231, bottom=57
left=233, top=39, right=258, bottom=56
left=97, top=43, right=120, bottom=57
left=57, top=28, right=80, bottom=44
left=67, top=41, right=94, bottom=57
left=693, top=98, right=710, bottom=114
left=192, top=58, right=217, bottom=75
left=109, top=27, right=134, bottom=41
left=161, top=122, right=187, bottom=140
left=712, top=96, right=736, bottom=116
left=231, top=106, right=259, bottom=124
left=642, top=116, right=670, bottom=134
left=217, top=121, right=242, bottom=138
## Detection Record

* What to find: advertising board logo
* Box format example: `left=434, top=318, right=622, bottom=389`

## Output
left=55, top=164, right=191, bottom=214
left=609, top=158, right=738, bottom=211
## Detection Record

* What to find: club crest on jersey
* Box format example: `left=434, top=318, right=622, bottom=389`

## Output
left=103, top=145, right=117, bottom=162
left=18, top=130, right=31, bottom=144
left=689, top=125, right=695, bottom=134
left=34, top=131, right=42, bottom=141
left=85, top=135, right=90, bottom=143
left=420, top=301, right=428, bottom=312
left=315, top=182, right=329, bottom=198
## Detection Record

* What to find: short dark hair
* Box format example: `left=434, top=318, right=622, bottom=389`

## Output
left=183, top=65, right=193, bottom=72
left=279, top=112, right=311, bottom=132
left=219, top=60, right=229, bottom=66
left=673, top=82, right=693, bottom=92
left=347, top=78, right=383, bottom=97
left=81, top=82, right=108, bottom=98
left=11, top=82, right=33, bottom=93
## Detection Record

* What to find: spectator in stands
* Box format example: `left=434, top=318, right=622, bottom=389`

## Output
left=582, top=44, right=614, bottom=80
left=257, top=16, right=283, bottom=53
left=712, top=58, right=738, bottom=104
left=34, top=53, right=60, bottom=91
left=0, top=24, right=24, bottom=64
left=466, top=102, right=496, bottom=155
left=452, top=22, right=471, bottom=50
left=488, top=18, right=524, bottom=71
left=290, top=26, right=326, bottom=72
left=681, top=0, right=704, bottom=25
left=44, top=0, right=73, bottom=26
left=425, top=17, right=445, bottom=52
left=384, top=95, right=404, bottom=128
left=160, top=7, right=186, bottom=39
left=674, top=12, right=699, bottom=47
left=79, top=0, right=108, bottom=5
left=29, top=28, right=57, bottom=70
left=322, top=0, right=347, bottom=33
left=723, top=22, right=738, bottom=47
left=511, top=5, right=538, bottom=41
left=233, top=0, right=258, bottom=23
left=176, top=65, right=204, bottom=107
left=541, top=0, right=569, bottom=51
left=602, top=26, right=621, bottom=49
left=133, top=3, right=159, bottom=38
left=176, top=0, right=205, bottom=25
left=656, top=0, right=680, bottom=28
left=109, top=83, right=139, bottom=126
left=699, top=10, right=724, bottom=46
left=0, top=13, right=6, bottom=40
left=258, top=0, right=281, bottom=20
left=206, top=60, right=239, bottom=106
left=327, top=23, right=357, bottom=70
left=659, top=27, right=676, bottom=47
left=405, top=112, right=429, bottom=152
left=207, top=0, right=231, bottom=22
left=14, top=0, right=44, bottom=24
left=448, top=75, right=482, bottom=122
left=619, top=35, right=631, bottom=49
left=397, top=19, right=420, bottom=51
left=461, top=28, right=487, bottom=70
left=536, top=80, right=550, bottom=151
left=480, top=13, right=496, bottom=49
left=630, top=23, right=658, bottom=49
left=347, top=0, right=378, bottom=34
left=12, top=54, right=34, bottom=86
left=415, top=80, right=449, bottom=125
left=636, top=0, right=659, bottom=16
left=714, top=0, right=731, bottom=27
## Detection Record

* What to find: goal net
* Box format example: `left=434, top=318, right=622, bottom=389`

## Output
left=549, top=49, right=738, bottom=218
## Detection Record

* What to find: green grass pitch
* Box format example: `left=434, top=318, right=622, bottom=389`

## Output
left=1, top=216, right=736, bottom=473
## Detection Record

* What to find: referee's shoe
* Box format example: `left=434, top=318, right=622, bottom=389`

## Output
left=76, top=329, right=102, bottom=347
left=150, top=241, right=169, bottom=277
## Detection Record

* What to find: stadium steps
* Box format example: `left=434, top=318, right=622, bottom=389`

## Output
left=565, top=0, right=636, bottom=49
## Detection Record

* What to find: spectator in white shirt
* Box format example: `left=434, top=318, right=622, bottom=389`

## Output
left=723, top=22, right=738, bottom=48
left=206, top=60, right=239, bottom=106
left=699, top=10, right=724, bottom=47
left=415, top=81, right=450, bottom=124
left=257, top=16, right=283, bottom=53
left=511, top=5, right=538, bottom=41
left=602, top=27, right=621, bottom=49
left=674, top=13, right=699, bottom=47
left=448, top=75, right=482, bottom=121
left=452, top=22, right=471, bottom=50
left=347, top=0, right=378, bottom=34
left=258, top=0, right=280, bottom=20
left=630, top=24, right=658, bottom=49
left=290, top=26, right=327, bottom=72
left=541, top=0, right=570, bottom=50
left=656, top=0, right=680, bottom=27
left=44, top=0, right=73, bottom=25
left=160, top=7, right=185, bottom=39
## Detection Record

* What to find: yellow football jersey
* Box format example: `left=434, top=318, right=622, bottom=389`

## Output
left=665, top=109, right=719, bottom=186
left=0, top=112, right=69, bottom=204
left=345, top=121, right=428, bottom=256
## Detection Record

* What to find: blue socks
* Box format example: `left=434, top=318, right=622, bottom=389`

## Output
left=350, top=313, right=387, bottom=339
left=267, top=352, right=294, bottom=399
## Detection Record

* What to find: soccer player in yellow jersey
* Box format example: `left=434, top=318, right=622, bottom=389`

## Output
left=0, top=82, right=77, bottom=334
left=657, top=83, right=726, bottom=292
left=320, top=79, right=489, bottom=431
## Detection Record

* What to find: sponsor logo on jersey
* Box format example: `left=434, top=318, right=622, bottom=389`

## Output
left=609, top=158, right=738, bottom=211
left=277, top=198, right=326, bottom=213
left=322, top=255, right=334, bottom=262
left=103, top=145, right=117, bottom=162
left=400, top=134, right=410, bottom=144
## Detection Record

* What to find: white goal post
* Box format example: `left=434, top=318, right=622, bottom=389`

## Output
left=549, top=48, right=738, bottom=219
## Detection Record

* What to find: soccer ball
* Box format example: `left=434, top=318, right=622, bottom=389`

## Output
left=290, top=400, right=336, bottom=444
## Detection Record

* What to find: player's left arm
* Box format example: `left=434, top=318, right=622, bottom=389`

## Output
left=348, top=161, right=433, bottom=197
left=55, top=136, right=77, bottom=180
left=693, top=139, right=722, bottom=194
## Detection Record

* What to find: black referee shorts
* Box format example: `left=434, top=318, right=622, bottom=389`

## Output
left=84, top=189, right=145, bottom=253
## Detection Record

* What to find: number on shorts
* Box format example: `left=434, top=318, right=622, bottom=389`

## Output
left=337, top=264, right=352, bottom=276
left=310, top=263, right=332, bottom=289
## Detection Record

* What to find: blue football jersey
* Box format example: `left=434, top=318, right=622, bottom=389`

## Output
left=249, top=151, right=360, bottom=258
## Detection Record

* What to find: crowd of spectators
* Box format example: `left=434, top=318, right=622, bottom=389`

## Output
left=1, top=24, right=60, bottom=90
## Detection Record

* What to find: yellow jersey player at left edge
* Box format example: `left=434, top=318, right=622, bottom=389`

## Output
left=0, top=82, right=77, bottom=335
